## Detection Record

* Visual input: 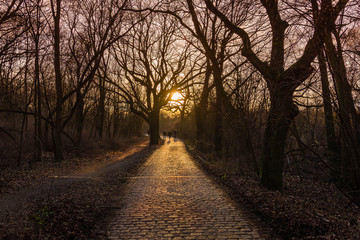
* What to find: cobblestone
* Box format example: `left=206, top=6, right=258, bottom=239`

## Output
left=106, top=140, right=265, bottom=239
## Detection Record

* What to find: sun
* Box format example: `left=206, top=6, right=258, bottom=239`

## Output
left=171, top=91, right=182, bottom=101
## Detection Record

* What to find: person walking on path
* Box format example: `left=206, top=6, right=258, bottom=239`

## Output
left=168, top=131, right=172, bottom=141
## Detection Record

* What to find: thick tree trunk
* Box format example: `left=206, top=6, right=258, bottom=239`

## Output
left=261, top=89, right=299, bottom=190
left=149, top=107, right=160, bottom=145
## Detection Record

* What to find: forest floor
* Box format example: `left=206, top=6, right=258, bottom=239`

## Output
left=185, top=144, right=360, bottom=240
left=0, top=136, right=156, bottom=239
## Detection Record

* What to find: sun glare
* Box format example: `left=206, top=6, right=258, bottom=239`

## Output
left=171, top=92, right=182, bottom=101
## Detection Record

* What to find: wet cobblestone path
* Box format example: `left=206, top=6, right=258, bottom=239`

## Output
left=106, top=140, right=265, bottom=239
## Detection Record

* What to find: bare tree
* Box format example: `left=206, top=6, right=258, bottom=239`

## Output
left=206, top=0, right=349, bottom=190
left=60, top=0, right=132, bottom=149
left=50, top=0, right=63, bottom=161
left=107, top=12, right=202, bottom=145
left=324, top=26, right=360, bottom=200
left=0, top=0, right=28, bottom=164
left=23, top=0, right=48, bottom=162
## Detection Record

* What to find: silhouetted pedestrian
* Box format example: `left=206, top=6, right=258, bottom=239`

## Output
left=173, top=129, right=177, bottom=139
left=168, top=131, right=172, bottom=140
left=163, top=131, right=167, bottom=140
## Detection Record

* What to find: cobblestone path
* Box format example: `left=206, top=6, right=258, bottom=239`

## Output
left=106, top=140, right=265, bottom=239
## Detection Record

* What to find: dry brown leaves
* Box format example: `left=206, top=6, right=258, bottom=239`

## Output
left=0, top=137, right=151, bottom=239
left=190, top=148, right=360, bottom=240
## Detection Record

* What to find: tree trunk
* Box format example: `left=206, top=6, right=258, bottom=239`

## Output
left=195, top=107, right=204, bottom=139
left=317, top=47, right=339, bottom=175
left=214, top=87, right=223, bottom=158
left=75, top=91, right=84, bottom=155
left=149, top=107, right=160, bottom=145
left=44, top=118, right=49, bottom=150
left=53, top=0, right=64, bottom=161
left=196, top=62, right=211, bottom=141
left=195, top=91, right=209, bottom=141
left=261, top=88, right=299, bottom=190
left=240, top=108, right=259, bottom=175
left=18, top=42, right=30, bottom=167
left=96, top=77, right=105, bottom=138
left=113, top=95, right=120, bottom=138
left=34, top=36, right=42, bottom=162
left=213, top=67, right=227, bottom=158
